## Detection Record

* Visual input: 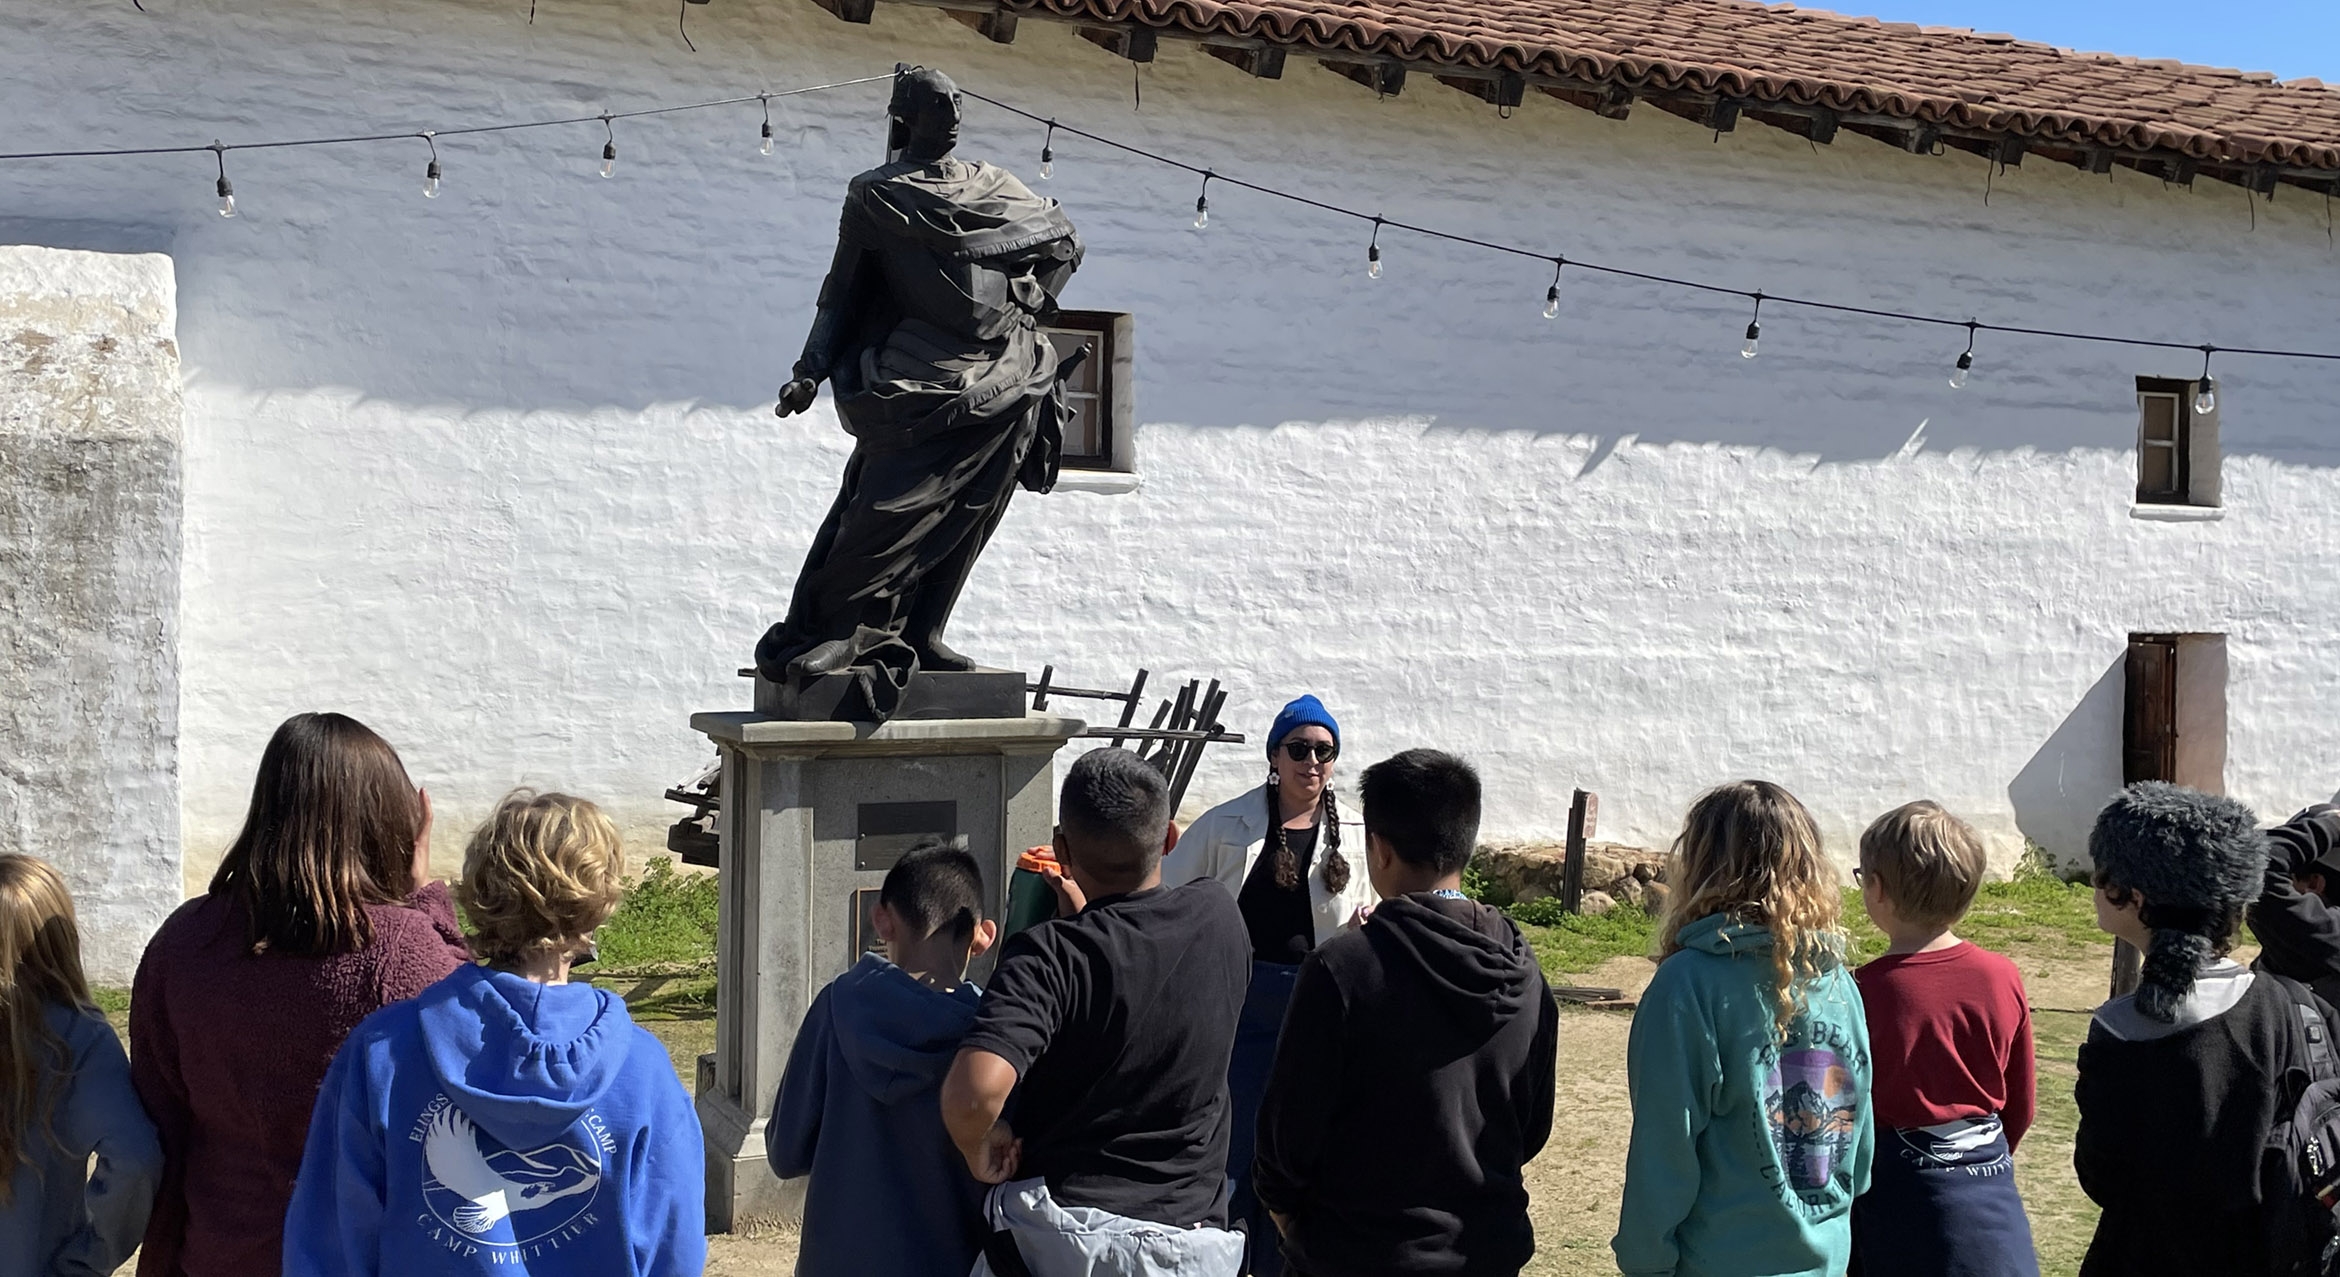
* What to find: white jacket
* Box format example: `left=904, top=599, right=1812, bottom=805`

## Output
left=1164, top=786, right=1375, bottom=950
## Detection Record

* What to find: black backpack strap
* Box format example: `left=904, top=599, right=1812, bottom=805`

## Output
left=2278, top=974, right=2340, bottom=1083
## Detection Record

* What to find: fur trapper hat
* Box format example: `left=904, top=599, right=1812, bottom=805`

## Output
left=2089, top=781, right=2267, bottom=1023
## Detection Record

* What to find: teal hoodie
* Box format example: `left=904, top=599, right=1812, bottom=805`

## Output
left=1613, top=915, right=1873, bottom=1277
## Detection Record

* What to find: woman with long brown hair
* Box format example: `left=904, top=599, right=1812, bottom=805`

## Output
left=0, top=854, right=160, bottom=1275
left=130, top=712, right=470, bottom=1277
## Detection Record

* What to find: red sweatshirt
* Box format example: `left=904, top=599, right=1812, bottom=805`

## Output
left=129, top=883, right=470, bottom=1277
left=1854, top=941, right=2036, bottom=1149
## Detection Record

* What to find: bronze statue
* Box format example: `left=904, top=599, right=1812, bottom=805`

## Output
left=760, top=67, right=1085, bottom=720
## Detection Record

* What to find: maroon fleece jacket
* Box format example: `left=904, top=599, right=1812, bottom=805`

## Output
left=129, top=883, right=471, bottom=1277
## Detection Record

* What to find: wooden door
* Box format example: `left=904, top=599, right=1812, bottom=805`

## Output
left=2124, top=637, right=2178, bottom=785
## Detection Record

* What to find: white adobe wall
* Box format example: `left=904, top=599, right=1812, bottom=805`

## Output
left=0, top=246, right=183, bottom=983
left=3, top=0, right=2337, bottom=937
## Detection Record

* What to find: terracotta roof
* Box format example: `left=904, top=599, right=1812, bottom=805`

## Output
left=995, top=0, right=2340, bottom=180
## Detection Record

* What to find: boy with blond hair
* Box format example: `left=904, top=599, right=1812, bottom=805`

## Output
left=1848, top=800, right=2037, bottom=1277
left=284, top=790, right=706, bottom=1277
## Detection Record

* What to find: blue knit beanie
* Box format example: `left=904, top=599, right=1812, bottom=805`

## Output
left=1267, top=695, right=1339, bottom=758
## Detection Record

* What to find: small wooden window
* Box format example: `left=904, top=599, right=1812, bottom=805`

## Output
left=1042, top=311, right=1117, bottom=470
left=2135, top=376, right=2219, bottom=508
left=2136, top=384, right=2188, bottom=503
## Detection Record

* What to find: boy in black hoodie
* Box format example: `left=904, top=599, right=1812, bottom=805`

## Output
left=1254, top=749, right=1559, bottom=1277
left=2245, top=799, right=2340, bottom=1006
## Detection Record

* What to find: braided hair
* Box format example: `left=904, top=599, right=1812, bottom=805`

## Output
left=1265, top=777, right=1350, bottom=894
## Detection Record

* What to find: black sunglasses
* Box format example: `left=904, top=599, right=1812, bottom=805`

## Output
left=1280, top=740, right=1338, bottom=764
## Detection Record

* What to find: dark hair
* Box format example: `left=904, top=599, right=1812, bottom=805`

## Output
left=1264, top=781, right=1349, bottom=894
left=1359, top=750, right=1482, bottom=876
left=880, top=837, right=985, bottom=944
left=1059, top=749, right=1169, bottom=880
left=209, top=712, right=421, bottom=957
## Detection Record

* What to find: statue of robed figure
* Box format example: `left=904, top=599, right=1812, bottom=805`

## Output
left=760, top=67, right=1085, bottom=721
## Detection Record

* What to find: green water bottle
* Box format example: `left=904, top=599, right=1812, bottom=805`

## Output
left=1003, top=847, right=1060, bottom=941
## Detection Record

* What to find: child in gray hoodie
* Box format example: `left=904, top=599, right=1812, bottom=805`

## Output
left=0, top=854, right=161, bottom=1277
left=769, top=838, right=999, bottom=1277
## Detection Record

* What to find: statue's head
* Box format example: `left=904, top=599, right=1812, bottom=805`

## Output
left=888, top=67, right=962, bottom=161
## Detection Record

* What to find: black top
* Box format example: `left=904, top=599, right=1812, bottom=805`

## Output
left=2248, top=807, right=2340, bottom=1007
left=960, top=879, right=1250, bottom=1227
left=1254, top=893, right=1559, bottom=1277
left=2074, top=971, right=2334, bottom=1277
left=1237, top=822, right=1319, bottom=965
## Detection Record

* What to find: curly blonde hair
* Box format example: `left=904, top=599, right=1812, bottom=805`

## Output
left=1659, top=780, right=1844, bottom=1040
left=456, top=790, right=625, bottom=965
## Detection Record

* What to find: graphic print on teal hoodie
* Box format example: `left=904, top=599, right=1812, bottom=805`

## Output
left=1613, top=914, right=1873, bottom=1277
left=282, top=963, right=706, bottom=1276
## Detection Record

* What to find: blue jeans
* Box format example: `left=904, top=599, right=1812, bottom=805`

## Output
left=1227, top=959, right=1302, bottom=1277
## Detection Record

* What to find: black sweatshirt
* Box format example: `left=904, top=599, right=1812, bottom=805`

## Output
left=1253, top=893, right=1559, bottom=1277
left=2073, top=971, right=2337, bottom=1277
left=2248, top=806, right=2340, bottom=1007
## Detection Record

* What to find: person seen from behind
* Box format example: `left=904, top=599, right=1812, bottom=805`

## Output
left=768, top=837, right=999, bottom=1277
left=1164, top=694, right=1373, bottom=1277
left=131, top=712, right=469, bottom=1277
left=1846, top=801, right=2037, bottom=1277
left=283, top=789, right=705, bottom=1276
left=0, top=855, right=161, bottom=1277
left=1252, top=748, right=1557, bottom=1277
left=1612, top=780, right=1873, bottom=1277
left=940, top=747, right=1251, bottom=1277
left=2073, top=781, right=2334, bottom=1277
left=2245, top=792, right=2340, bottom=1007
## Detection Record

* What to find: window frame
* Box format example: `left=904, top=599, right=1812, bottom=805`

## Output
left=1041, top=309, right=1135, bottom=474
left=2134, top=381, right=2189, bottom=505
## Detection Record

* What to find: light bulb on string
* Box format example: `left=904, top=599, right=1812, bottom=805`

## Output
left=210, top=142, right=236, bottom=218
left=1949, top=321, right=1977, bottom=388
left=1366, top=217, right=1383, bottom=279
left=1740, top=293, right=1764, bottom=359
left=2194, top=346, right=2218, bottom=415
left=759, top=95, right=775, bottom=156
left=1038, top=121, right=1056, bottom=180
left=1193, top=170, right=1212, bottom=230
left=1543, top=257, right=1565, bottom=320
left=420, top=132, right=442, bottom=199
left=599, top=114, right=618, bottom=179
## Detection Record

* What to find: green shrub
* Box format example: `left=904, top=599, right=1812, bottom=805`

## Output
left=594, top=857, right=720, bottom=974
left=1461, top=861, right=1515, bottom=907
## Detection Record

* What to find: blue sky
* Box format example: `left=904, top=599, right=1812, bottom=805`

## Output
left=1836, top=1, right=2340, bottom=82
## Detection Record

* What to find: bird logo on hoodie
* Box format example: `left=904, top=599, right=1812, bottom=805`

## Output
left=416, top=1093, right=608, bottom=1252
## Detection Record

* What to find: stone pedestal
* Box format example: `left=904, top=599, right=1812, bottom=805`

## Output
left=688, top=708, right=1086, bottom=1232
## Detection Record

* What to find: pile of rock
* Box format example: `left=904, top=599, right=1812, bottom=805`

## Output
left=1473, top=841, right=1672, bottom=917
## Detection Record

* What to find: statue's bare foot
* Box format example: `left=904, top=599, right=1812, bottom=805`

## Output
left=913, top=636, right=977, bottom=672
left=786, top=638, right=857, bottom=680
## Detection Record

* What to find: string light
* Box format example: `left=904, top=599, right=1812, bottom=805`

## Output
left=1950, top=321, right=1976, bottom=388
left=1367, top=217, right=1383, bottom=279
left=1038, top=120, right=1055, bottom=180
left=1544, top=258, right=1564, bottom=320
left=2195, top=346, right=2218, bottom=414
left=1741, top=293, right=1763, bottom=359
left=210, top=142, right=235, bottom=218
left=1193, top=170, right=1212, bottom=230
left=759, top=94, right=774, bottom=156
left=420, top=132, right=442, bottom=199
left=4, top=70, right=2335, bottom=387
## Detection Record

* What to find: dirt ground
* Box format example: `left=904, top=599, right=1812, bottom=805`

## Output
left=688, top=937, right=2120, bottom=1276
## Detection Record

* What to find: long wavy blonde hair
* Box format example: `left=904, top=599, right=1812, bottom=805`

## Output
left=1659, top=781, right=1844, bottom=1039
left=0, top=855, right=94, bottom=1204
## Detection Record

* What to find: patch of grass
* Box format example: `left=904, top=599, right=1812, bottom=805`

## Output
left=1514, top=902, right=1659, bottom=976
left=594, top=857, right=719, bottom=975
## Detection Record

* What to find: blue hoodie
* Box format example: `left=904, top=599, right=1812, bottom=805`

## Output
left=282, top=963, right=706, bottom=1277
left=766, top=953, right=985, bottom=1277
left=0, top=1002, right=160, bottom=1277
left=1613, top=915, right=1874, bottom=1277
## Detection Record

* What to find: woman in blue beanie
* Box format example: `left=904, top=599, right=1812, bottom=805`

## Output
left=1165, top=694, right=1372, bottom=1275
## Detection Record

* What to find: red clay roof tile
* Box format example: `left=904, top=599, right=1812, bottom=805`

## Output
left=1000, top=0, right=2340, bottom=173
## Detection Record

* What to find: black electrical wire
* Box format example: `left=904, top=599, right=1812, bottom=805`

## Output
left=957, top=87, right=2340, bottom=365
left=1, top=68, right=2333, bottom=366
